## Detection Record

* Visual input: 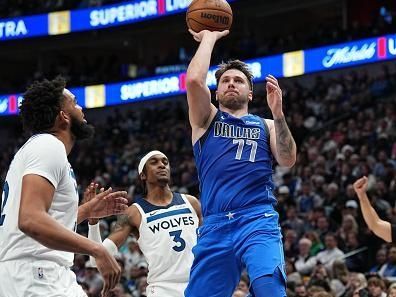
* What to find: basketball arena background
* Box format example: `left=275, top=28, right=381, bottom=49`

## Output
left=0, top=0, right=395, bottom=296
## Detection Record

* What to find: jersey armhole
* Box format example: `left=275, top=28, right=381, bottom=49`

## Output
left=180, top=194, right=198, bottom=218
left=132, top=203, right=145, bottom=229
left=260, top=118, right=270, bottom=143
left=198, top=110, right=221, bottom=148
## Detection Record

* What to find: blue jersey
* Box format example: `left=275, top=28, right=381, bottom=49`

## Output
left=193, top=110, right=276, bottom=216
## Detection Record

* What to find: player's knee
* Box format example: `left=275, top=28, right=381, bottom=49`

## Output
left=250, top=267, right=286, bottom=297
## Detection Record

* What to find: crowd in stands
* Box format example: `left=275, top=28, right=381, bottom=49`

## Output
left=0, top=60, right=395, bottom=296
left=0, top=0, right=127, bottom=18
left=1, top=1, right=396, bottom=296
left=0, top=0, right=395, bottom=94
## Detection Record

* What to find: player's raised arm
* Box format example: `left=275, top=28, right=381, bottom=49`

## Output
left=265, top=75, right=296, bottom=168
left=186, top=30, right=229, bottom=143
left=354, top=176, right=392, bottom=242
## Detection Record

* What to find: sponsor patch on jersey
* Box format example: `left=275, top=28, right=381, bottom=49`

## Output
left=245, top=120, right=260, bottom=125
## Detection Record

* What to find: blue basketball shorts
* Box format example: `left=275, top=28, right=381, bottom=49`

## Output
left=184, top=204, right=286, bottom=297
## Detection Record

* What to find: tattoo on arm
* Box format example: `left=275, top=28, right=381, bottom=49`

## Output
left=274, top=117, right=296, bottom=160
left=113, top=214, right=130, bottom=231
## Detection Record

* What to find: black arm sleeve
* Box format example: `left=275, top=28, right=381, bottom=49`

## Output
left=392, top=224, right=396, bottom=242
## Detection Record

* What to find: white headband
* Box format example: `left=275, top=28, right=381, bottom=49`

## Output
left=138, top=150, right=167, bottom=175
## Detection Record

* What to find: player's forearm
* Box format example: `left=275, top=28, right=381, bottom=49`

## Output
left=358, top=192, right=392, bottom=241
left=274, top=116, right=296, bottom=167
left=88, top=222, right=120, bottom=267
left=358, top=192, right=381, bottom=228
left=19, top=211, right=102, bottom=257
left=77, top=203, right=90, bottom=224
left=187, top=35, right=217, bottom=83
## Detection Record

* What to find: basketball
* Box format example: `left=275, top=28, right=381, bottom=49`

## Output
left=186, top=0, right=233, bottom=33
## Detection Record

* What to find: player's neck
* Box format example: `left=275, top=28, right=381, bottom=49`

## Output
left=146, top=185, right=173, bottom=206
left=52, top=130, right=75, bottom=155
left=220, top=106, right=249, bottom=118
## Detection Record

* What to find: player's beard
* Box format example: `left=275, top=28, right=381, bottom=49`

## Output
left=70, top=115, right=95, bottom=140
left=218, top=93, right=249, bottom=110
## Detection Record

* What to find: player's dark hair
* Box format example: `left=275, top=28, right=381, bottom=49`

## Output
left=215, top=60, right=254, bottom=90
left=140, top=167, right=148, bottom=196
left=19, top=76, right=66, bottom=134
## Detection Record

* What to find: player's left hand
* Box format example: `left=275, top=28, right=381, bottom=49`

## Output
left=86, top=186, right=128, bottom=219
left=266, top=75, right=283, bottom=119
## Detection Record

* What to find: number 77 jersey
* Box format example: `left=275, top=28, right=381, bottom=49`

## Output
left=193, top=110, right=276, bottom=217
left=133, top=193, right=199, bottom=292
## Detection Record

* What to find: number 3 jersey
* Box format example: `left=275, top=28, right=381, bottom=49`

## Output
left=133, top=193, right=199, bottom=286
left=193, top=110, right=276, bottom=217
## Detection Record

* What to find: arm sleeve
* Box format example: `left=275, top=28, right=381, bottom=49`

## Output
left=23, top=136, right=67, bottom=188
left=392, top=224, right=396, bottom=243
left=88, top=222, right=118, bottom=267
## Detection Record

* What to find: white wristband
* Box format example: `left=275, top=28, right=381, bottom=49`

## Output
left=88, top=222, right=102, bottom=243
left=88, top=222, right=118, bottom=267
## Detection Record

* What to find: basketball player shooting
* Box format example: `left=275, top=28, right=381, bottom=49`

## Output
left=184, top=28, right=297, bottom=297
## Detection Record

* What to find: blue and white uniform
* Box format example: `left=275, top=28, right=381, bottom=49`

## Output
left=185, top=111, right=286, bottom=297
left=134, top=192, right=199, bottom=297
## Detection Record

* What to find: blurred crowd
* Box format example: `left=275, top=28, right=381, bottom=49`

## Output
left=0, top=60, right=395, bottom=296
left=0, top=0, right=127, bottom=18
left=1, top=2, right=396, bottom=296
left=0, top=0, right=395, bottom=94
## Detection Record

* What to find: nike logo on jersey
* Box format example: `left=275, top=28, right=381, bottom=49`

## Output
left=149, top=210, right=159, bottom=216
left=264, top=213, right=275, bottom=217
left=149, top=216, right=195, bottom=234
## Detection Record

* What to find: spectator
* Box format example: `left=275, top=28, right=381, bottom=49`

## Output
left=82, top=261, right=104, bottom=297
left=378, top=246, right=396, bottom=281
left=295, top=238, right=317, bottom=276
left=366, top=276, right=386, bottom=297
left=369, top=249, right=387, bottom=273
left=316, top=233, right=345, bottom=272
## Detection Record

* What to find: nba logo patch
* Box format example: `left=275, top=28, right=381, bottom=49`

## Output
left=37, top=267, right=44, bottom=279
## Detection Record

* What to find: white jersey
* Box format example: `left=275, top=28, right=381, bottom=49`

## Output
left=0, top=134, right=79, bottom=267
left=134, top=193, right=198, bottom=295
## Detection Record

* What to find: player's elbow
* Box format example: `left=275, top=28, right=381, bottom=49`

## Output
left=18, top=211, right=40, bottom=237
left=18, top=215, right=35, bottom=236
left=186, top=75, right=205, bottom=88
left=278, top=157, right=296, bottom=168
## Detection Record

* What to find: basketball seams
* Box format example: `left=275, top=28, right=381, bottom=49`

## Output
left=187, top=18, right=229, bottom=30
left=187, top=7, right=233, bottom=17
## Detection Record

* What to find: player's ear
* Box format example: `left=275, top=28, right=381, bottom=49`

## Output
left=215, top=90, right=219, bottom=101
left=248, top=90, right=253, bottom=102
left=140, top=172, right=146, bottom=181
left=59, top=110, right=71, bottom=125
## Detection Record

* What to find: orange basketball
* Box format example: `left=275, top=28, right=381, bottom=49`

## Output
left=186, top=0, right=233, bottom=33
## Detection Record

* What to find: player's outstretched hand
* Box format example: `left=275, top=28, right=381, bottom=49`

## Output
left=94, top=246, right=121, bottom=297
left=87, top=186, right=128, bottom=219
left=189, top=29, right=229, bottom=43
left=265, top=74, right=283, bottom=119
left=353, top=176, right=368, bottom=197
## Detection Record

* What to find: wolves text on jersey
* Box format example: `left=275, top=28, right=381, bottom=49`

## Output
left=148, top=216, right=195, bottom=234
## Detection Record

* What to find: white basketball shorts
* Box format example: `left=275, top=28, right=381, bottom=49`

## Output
left=0, top=258, right=87, bottom=297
